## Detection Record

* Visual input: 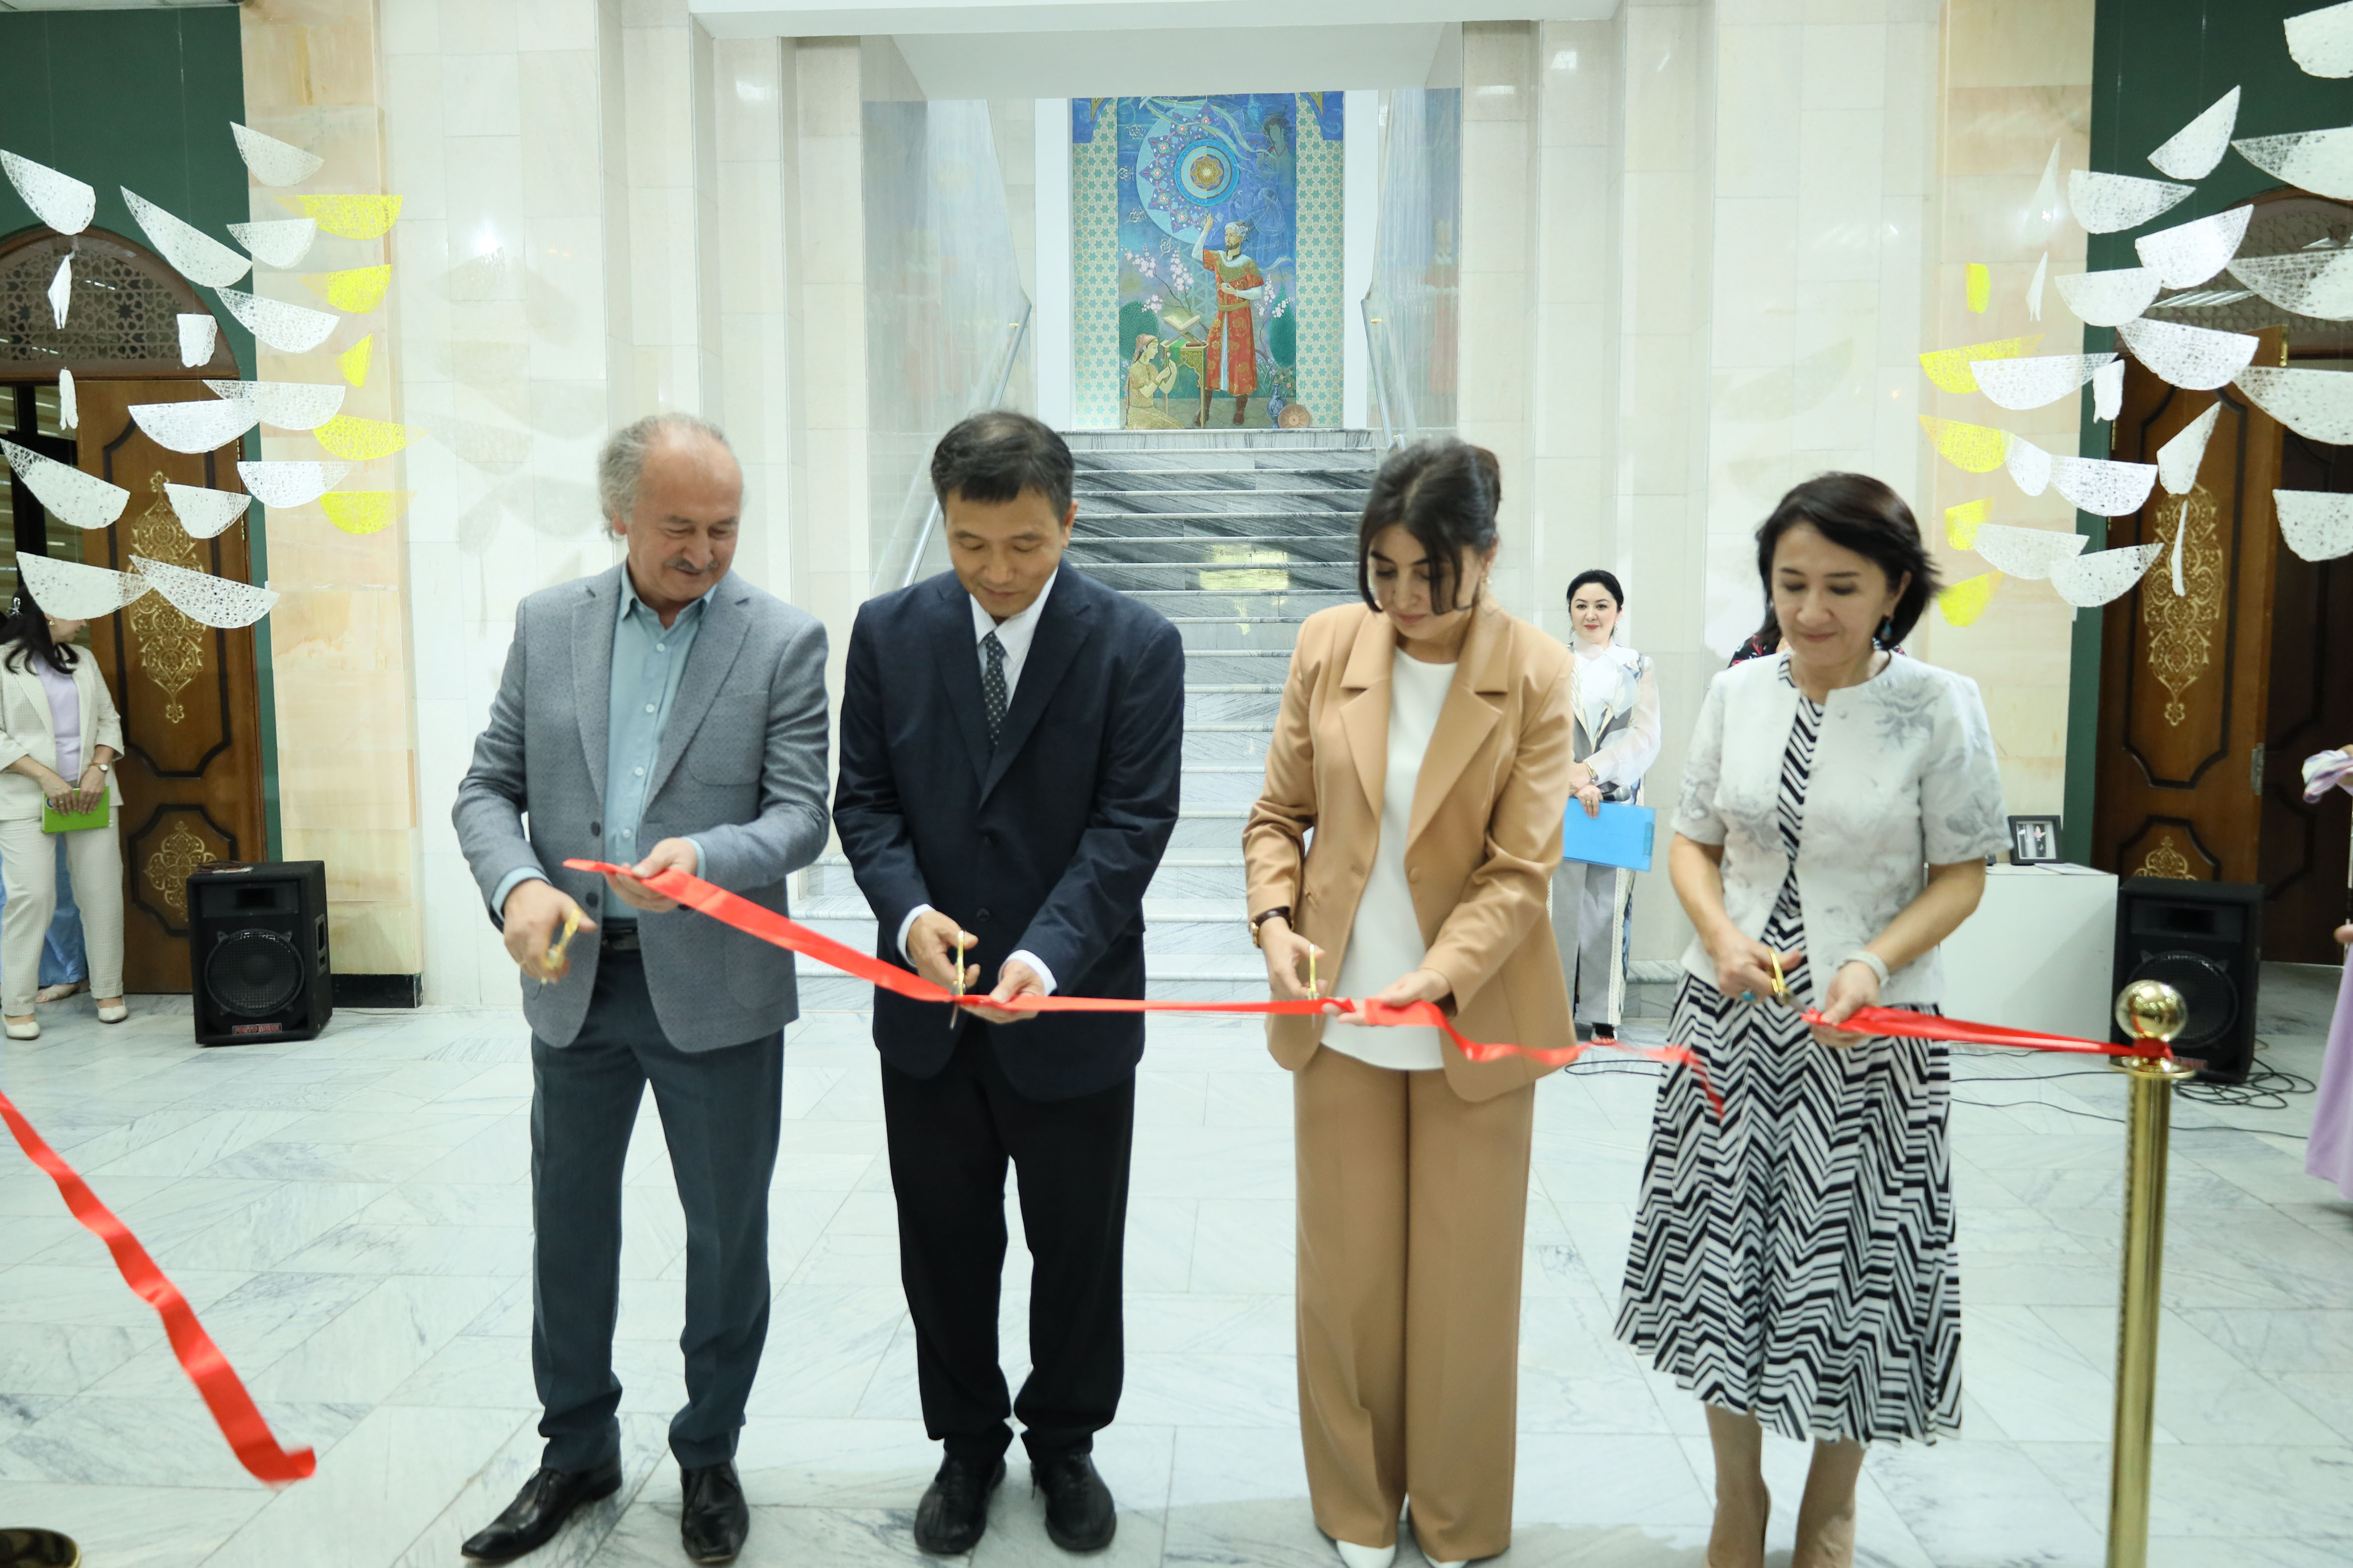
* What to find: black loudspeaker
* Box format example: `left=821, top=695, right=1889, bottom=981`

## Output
left=188, top=861, right=333, bottom=1047
left=2110, top=876, right=2262, bottom=1085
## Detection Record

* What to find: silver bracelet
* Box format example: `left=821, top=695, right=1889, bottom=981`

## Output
left=1841, top=950, right=1893, bottom=988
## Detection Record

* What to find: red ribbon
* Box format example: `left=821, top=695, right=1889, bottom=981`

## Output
left=563, top=860, right=1728, bottom=1114
left=1806, top=1003, right=2180, bottom=1063
left=0, top=1088, right=317, bottom=1485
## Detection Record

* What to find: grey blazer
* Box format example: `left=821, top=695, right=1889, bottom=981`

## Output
left=453, top=563, right=831, bottom=1051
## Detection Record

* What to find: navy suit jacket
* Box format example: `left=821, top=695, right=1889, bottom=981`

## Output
left=833, top=567, right=1186, bottom=1100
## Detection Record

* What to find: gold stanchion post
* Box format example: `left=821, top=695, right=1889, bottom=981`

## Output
left=2104, top=979, right=2193, bottom=1568
left=0, top=1526, right=80, bottom=1566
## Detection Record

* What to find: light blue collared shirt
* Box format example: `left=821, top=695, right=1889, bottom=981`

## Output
left=491, top=568, right=712, bottom=925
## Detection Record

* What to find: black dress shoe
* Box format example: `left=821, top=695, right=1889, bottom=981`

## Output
left=1033, top=1453, right=1116, bottom=1553
left=680, top=1461, right=750, bottom=1563
left=460, top=1461, right=623, bottom=1561
left=914, top=1453, right=1004, bottom=1555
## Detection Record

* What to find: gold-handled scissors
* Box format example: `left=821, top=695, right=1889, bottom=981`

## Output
left=1306, top=946, right=1320, bottom=1002
left=539, top=909, right=581, bottom=987
left=1766, top=949, right=1789, bottom=1006
left=949, top=934, right=970, bottom=1028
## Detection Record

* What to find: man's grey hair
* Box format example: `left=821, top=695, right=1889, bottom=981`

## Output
left=597, top=412, right=734, bottom=522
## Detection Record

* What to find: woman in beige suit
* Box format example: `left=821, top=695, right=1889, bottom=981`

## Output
left=1244, top=440, right=1574, bottom=1568
left=0, top=592, right=126, bottom=1038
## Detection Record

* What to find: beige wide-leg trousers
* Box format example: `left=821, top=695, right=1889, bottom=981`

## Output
left=1293, top=1045, right=1536, bottom=1562
left=0, top=816, right=124, bottom=1016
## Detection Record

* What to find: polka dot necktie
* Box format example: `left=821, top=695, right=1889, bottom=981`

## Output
left=981, top=632, right=1008, bottom=745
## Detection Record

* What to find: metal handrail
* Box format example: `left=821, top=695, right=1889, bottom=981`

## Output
left=1361, top=295, right=1402, bottom=450
left=895, top=300, right=1034, bottom=592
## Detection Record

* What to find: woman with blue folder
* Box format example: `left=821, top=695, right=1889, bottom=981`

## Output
left=1552, top=570, right=1660, bottom=1041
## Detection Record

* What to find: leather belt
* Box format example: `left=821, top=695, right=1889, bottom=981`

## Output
left=601, top=926, right=643, bottom=953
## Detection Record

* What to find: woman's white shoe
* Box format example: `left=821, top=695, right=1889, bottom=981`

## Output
left=5, top=1017, right=39, bottom=1040
left=96, top=1001, right=127, bottom=1024
left=1427, top=1559, right=1468, bottom=1568
left=1333, top=1541, right=1396, bottom=1568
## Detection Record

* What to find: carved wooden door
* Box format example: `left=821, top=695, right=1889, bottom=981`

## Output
left=2094, top=331, right=2286, bottom=897
left=70, top=380, right=265, bottom=993
left=2260, top=417, right=2353, bottom=962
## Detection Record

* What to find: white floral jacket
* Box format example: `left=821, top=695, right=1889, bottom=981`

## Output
left=1673, top=650, right=2007, bottom=1006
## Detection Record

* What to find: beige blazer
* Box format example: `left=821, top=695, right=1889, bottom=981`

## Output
left=1244, top=600, right=1577, bottom=1101
left=0, top=646, right=126, bottom=822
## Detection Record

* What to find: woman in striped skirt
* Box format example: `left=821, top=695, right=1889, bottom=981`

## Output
left=1617, top=474, right=2007, bottom=1567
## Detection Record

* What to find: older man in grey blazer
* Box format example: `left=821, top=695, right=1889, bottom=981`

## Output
left=452, top=413, right=829, bottom=1565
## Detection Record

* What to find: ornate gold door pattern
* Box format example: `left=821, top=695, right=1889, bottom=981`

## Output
left=125, top=474, right=210, bottom=723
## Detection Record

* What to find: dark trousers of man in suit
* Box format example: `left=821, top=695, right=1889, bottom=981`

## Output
left=881, top=1019, right=1136, bottom=1462
left=529, top=949, right=783, bottom=1472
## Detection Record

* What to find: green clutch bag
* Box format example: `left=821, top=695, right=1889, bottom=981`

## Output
left=42, top=795, right=108, bottom=834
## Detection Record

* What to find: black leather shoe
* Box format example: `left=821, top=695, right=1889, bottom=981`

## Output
left=460, top=1461, right=623, bottom=1561
left=680, top=1461, right=749, bottom=1563
left=914, top=1453, right=1004, bottom=1555
left=1033, top=1453, right=1116, bottom=1552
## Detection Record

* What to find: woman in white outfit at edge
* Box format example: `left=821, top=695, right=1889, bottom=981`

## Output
left=1552, top=569, right=1660, bottom=1042
left=0, top=591, right=127, bottom=1039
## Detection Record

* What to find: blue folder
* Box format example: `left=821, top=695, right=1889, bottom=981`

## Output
left=1561, top=800, right=1656, bottom=873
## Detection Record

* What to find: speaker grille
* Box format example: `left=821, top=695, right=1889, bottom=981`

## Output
left=205, top=929, right=304, bottom=1019
left=2123, top=949, right=2239, bottom=1051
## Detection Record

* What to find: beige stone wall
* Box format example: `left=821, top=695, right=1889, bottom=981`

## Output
left=239, top=0, right=425, bottom=977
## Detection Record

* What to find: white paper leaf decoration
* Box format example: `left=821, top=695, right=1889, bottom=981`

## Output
left=1, top=438, right=127, bottom=530
left=2026, top=141, right=2064, bottom=245
left=2156, top=404, right=2220, bottom=495
left=177, top=312, right=218, bottom=368
left=2169, top=509, right=2187, bottom=594
left=2277, top=488, right=2353, bottom=560
left=130, top=399, right=261, bottom=455
left=0, top=150, right=94, bottom=235
left=2050, top=456, right=2159, bottom=517
left=227, top=217, right=318, bottom=270
left=236, top=460, right=352, bottom=509
left=2285, top=2, right=2353, bottom=78
left=2230, top=127, right=2353, bottom=201
left=230, top=123, right=324, bottom=188
left=203, top=379, right=344, bottom=432
left=14, top=552, right=150, bottom=620
left=131, top=554, right=278, bottom=630
left=2052, top=544, right=2164, bottom=608
left=164, top=483, right=254, bottom=540
left=2006, top=433, right=2053, bottom=497
left=2235, top=365, right=2353, bottom=444
left=2134, top=206, right=2253, bottom=288
left=1974, top=523, right=2088, bottom=580
left=2068, top=169, right=2195, bottom=234
left=2093, top=359, right=2126, bottom=422
left=46, top=256, right=70, bottom=329
left=2054, top=267, right=2163, bottom=328
left=2225, top=248, right=2353, bottom=319
left=214, top=287, right=337, bottom=354
left=121, top=189, right=251, bottom=289
left=2117, top=318, right=2260, bottom=391
left=2027, top=252, right=2048, bottom=321
left=1970, top=353, right=2116, bottom=411
left=2149, top=88, right=2241, bottom=180
left=57, top=369, right=75, bottom=433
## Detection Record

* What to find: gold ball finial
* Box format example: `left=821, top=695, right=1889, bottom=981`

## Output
left=2114, top=979, right=2187, bottom=1045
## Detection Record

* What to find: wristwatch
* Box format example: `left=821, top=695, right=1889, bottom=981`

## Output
left=1249, top=907, right=1292, bottom=949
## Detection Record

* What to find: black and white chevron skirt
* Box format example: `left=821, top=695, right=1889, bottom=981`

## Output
left=1614, top=686, right=1962, bottom=1444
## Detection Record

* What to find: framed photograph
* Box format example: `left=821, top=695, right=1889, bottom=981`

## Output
left=2008, top=814, right=2062, bottom=865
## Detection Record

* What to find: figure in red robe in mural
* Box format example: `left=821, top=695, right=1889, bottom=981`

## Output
left=1197, top=218, right=1265, bottom=426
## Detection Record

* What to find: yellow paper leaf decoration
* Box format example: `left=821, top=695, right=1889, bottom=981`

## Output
left=1945, top=498, right=1989, bottom=549
left=303, top=265, right=391, bottom=313
left=1966, top=262, right=1991, bottom=313
left=282, top=194, right=404, bottom=240
left=313, top=414, right=422, bottom=461
left=336, top=334, right=374, bottom=388
left=1919, top=416, right=2010, bottom=474
left=1917, top=334, right=2044, bottom=395
left=1939, top=570, right=2002, bottom=626
left=320, top=490, right=413, bottom=535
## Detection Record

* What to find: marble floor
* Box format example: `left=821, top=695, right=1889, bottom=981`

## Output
left=0, top=971, right=2349, bottom=1568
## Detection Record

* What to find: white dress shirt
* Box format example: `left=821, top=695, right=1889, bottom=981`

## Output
left=896, top=571, right=1062, bottom=994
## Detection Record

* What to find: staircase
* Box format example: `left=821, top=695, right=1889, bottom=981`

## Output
left=795, top=427, right=1380, bottom=1008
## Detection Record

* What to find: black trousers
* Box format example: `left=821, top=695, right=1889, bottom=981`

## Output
left=529, top=948, right=783, bottom=1471
left=881, top=1020, right=1136, bottom=1463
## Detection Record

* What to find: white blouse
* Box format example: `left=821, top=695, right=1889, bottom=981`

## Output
left=1573, top=641, right=1661, bottom=791
left=1321, top=654, right=1454, bottom=1071
left=1674, top=651, right=2007, bottom=1006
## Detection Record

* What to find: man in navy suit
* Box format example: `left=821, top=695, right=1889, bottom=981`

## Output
left=834, top=411, right=1183, bottom=1556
